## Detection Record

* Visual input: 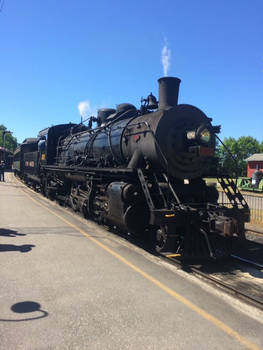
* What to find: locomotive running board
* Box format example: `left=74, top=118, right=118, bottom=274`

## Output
left=43, top=165, right=136, bottom=176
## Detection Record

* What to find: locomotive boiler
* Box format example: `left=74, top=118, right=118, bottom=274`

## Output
left=14, top=77, right=250, bottom=259
left=59, top=78, right=216, bottom=178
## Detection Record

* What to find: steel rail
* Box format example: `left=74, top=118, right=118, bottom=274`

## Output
left=246, top=228, right=263, bottom=235
left=231, top=254, right=263, bottom=269
left=160, top=253, right=263, bottom=311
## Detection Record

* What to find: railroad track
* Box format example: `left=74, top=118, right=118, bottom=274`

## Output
left=160, top=252, right=263, bottom=311
left=231, top=254, right=263, bottom=269
left=246, top=227, right=263, bottom=235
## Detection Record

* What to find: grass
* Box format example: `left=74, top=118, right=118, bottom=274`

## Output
left=250, top=209, right=263, bottom=226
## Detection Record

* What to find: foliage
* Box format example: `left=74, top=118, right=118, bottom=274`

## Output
left=217, top=136, right=262, bottom=176
left=0, top=125, right=18, bottom=152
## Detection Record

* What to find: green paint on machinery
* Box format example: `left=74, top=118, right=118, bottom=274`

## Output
left=237, top=177, right=263, bottom=192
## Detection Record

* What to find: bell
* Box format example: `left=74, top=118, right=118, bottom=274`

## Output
left=147, top=93, right=158, bottom=109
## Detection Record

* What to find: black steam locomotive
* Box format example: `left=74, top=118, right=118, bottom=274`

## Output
left=13, top=77, right=249, bottom=259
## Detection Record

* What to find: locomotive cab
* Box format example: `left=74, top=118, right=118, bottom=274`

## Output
left=38, top=123, right=77, bottom=165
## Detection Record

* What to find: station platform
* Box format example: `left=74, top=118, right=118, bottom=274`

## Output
left=1, top=172, right=263, bottom=350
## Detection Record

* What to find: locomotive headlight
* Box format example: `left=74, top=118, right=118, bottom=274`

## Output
left=186, top=130, right=196, bottom=140
left=187, top=126, right=211, bottom=144
left=199, top=128, right=211, bottom=143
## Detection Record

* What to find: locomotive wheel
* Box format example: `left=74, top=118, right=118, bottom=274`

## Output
left=81, top=199, right=89, bottom=218
left=41, top=178, right=49, bottom=197
left=41, top=177, right=55, bottom=200
left=70, top=196, right=78, bottom=211
left=81, top=186, right=97, bottom=220
left=155, top=226, right=172, bottom=253
left=70, top=184, right=79, bottom=211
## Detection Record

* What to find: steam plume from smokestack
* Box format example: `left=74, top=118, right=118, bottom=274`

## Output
left=161, top=37, right=171, bottom=76
left=78, top=100, right=91, bottom=120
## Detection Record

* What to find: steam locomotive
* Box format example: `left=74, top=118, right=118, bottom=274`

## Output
left=13, top=77, right=250, bottom=259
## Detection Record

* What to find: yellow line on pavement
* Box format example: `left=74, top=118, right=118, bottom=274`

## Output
left=12, top=173, right=263, bottom=350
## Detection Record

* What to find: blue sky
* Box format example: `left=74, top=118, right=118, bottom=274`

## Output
left=0, top=0, right=262, bottom=144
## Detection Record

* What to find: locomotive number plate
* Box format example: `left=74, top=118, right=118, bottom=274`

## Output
left=199, top=147, right=214, bottom=156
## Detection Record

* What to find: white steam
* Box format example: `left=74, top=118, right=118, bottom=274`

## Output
left=161, top=37, right=171, bottom=76
left=78, top=100, right=92, bottom=119
left=77, top=97, right=113, bottom=122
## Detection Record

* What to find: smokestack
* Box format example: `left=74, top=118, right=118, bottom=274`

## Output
left=158, top=77, right=181, bottom=109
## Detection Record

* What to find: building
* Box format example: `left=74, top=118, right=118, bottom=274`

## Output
left=245, top=153, right=263, bottom=177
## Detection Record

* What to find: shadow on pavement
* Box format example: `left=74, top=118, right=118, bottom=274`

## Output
left=232, top=237, right=263, bottom=267
left=0, top=244, right=35, bottom=253
left=0, top=228, right=26, bottom=237
left=0, top=301, right=48, bottom=322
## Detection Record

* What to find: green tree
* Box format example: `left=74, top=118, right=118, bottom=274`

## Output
left=0, top=125, right=18, bottom=152
left=217, top=136, right=261, bottom=176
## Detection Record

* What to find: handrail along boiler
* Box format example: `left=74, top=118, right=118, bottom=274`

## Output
left=13, top=77, right=249, bottom=259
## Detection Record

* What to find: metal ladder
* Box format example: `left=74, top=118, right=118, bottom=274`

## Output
left=217, top=176, right=249, bottom=209
left=137, top=168, right=167, bottom=210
